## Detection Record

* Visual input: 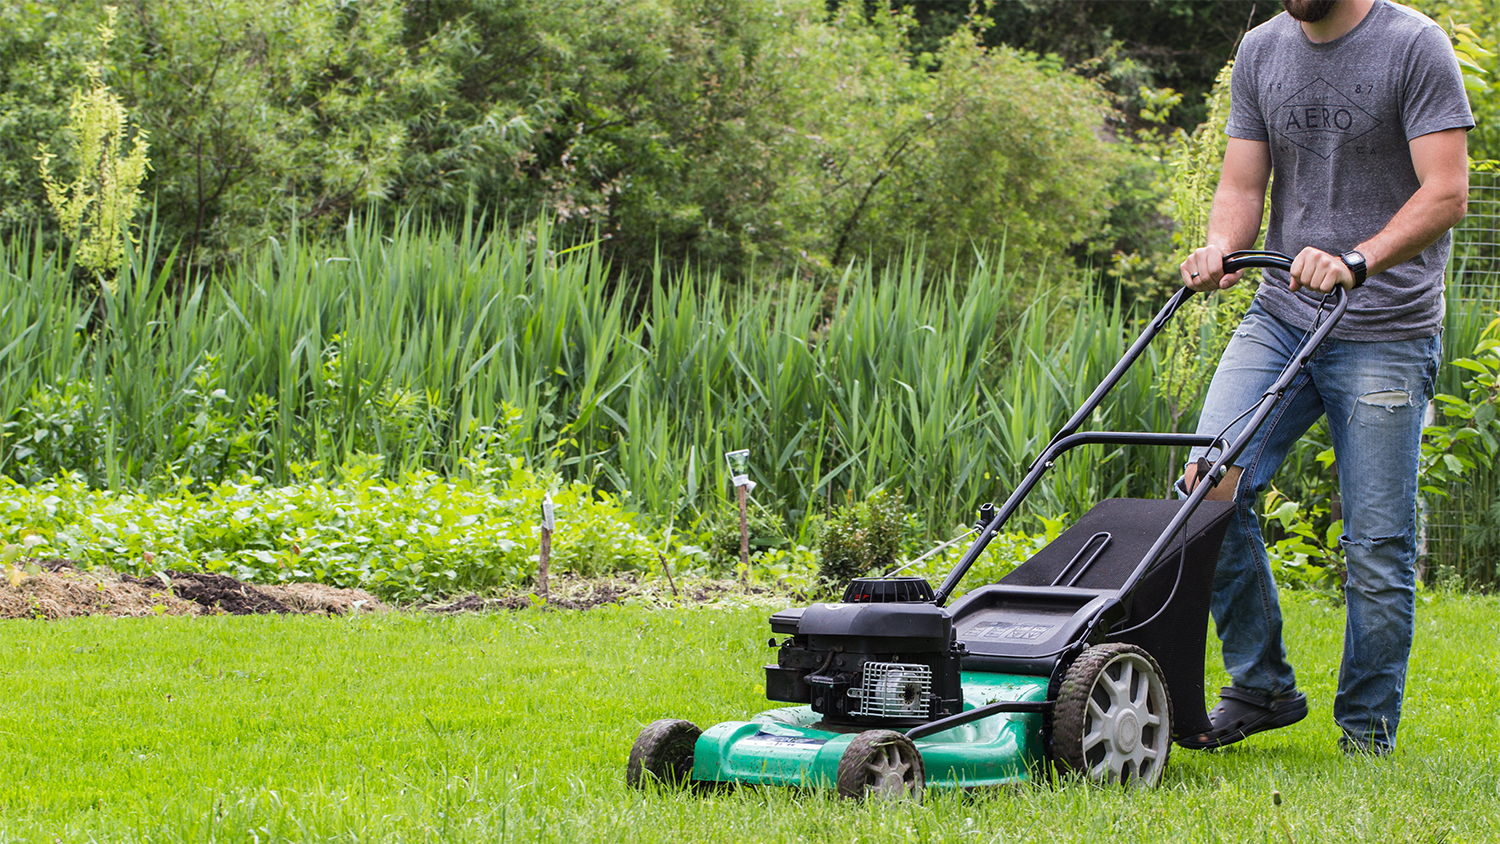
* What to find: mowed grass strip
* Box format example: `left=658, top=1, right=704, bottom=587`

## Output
left=2, top=593, right=1497, bottom=843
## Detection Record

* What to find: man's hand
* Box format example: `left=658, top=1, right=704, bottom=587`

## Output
left=1180, top=138, right=1271, bottom=294
left=1288, top=247, right=1356, bottom=293
left=1180, top=245, right=1246, bottom=293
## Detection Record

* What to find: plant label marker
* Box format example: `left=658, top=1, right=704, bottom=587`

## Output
left=538, top=495, right=555, bottom=604
left=725, top=450, right=753, bottom=588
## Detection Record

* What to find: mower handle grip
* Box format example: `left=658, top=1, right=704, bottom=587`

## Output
left=1222, top=249, right=1293, bottom=274
left=1219, top=250, right=1351, bottom=304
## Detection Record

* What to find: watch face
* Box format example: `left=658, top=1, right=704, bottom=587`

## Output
left=1341, top=250, right=1367, bottom=287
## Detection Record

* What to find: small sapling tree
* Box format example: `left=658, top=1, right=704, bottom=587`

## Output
left=35, top=6, right=150, bottom=290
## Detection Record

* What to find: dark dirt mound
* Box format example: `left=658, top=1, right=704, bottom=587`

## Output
left=2, top=561, right=386, bottom=619
left=123, top=571, right=292, bottom=615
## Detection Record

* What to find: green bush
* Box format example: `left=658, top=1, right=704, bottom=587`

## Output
left=1422, top=318, right=1500, bottom=587
left=818, top=488, right=903, bottom=586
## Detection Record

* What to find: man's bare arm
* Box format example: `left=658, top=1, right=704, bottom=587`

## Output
left=1290, top=127, right=1470, bottom=293
left=1180, top=137, right=1272, bottom=293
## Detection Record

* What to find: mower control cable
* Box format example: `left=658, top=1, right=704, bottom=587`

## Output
left=1108, top=280, right=1346, bottom=603
left=1195, top=287, right=1340, bottom=475
left=882, top=526, right=979, bottom=578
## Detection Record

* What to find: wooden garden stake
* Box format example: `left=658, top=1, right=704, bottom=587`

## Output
left=658, top=552, right=679, bottom=597
left=538, top=494, right=555, bottom=604
left=738, top=483, right=750, bottom=588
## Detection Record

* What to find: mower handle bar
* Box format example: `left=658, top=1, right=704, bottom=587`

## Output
left=1222, top=249, right=1294, bottom=274
left=932, top=250, right=1347, bottom=607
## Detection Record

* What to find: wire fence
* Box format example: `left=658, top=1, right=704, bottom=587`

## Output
left=1423, top=168, right=1500, bottom=588
left=1450, top=169, right=1500, bottom=314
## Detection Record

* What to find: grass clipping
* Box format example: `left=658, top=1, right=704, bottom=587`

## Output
left=1, top=560, right=385, bottom=620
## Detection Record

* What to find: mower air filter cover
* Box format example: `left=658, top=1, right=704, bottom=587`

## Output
left=842, top=577, right=936, bottom=604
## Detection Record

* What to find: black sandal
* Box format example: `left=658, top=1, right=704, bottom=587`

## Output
left=1176, top=686, right=1309, bottom=750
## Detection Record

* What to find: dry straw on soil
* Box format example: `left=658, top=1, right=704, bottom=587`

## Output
left=4, top=563, right=791, bottom=620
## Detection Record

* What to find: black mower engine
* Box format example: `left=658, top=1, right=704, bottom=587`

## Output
left=764, top=577, right=964, bottom=726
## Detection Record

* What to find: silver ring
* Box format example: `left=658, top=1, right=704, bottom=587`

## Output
left=1190, top=271, right=1200, bottom=279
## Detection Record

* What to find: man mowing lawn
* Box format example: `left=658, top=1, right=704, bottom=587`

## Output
left=1177, top=0, right=1472, bottom=755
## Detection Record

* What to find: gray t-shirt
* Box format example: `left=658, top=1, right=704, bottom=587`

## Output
left=1227, top=0, right=1474, bottom=340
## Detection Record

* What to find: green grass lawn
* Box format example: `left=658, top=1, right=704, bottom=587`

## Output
left=3, top=591, right=1497, bottom=843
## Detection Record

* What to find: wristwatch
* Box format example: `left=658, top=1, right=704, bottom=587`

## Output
left=1340, top=250, right=1367, bottom=288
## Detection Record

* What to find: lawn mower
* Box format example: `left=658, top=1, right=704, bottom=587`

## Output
left=628, top=251, right=1347, bottom=798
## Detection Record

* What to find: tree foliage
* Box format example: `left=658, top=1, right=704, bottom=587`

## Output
left=1, top=0, right=1122, bottom=275
left=1415, top=0, right=1500, bottom=163
left=903, top=0, right=1277, bottom=130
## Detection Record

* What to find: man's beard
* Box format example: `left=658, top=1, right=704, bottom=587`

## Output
left=1283, top=0, right=1338, bottom=23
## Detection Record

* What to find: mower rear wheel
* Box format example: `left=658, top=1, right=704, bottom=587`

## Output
left=626, top=718, right=701, bottom=789
left=1053, top=643, right=1172, bottom=787
left=836, top=730, right=925, bottom=802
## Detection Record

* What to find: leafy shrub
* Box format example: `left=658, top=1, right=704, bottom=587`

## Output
left=3, top=382, right=107, bottom=486
left=695, top=492, right=790, bottom=574
left=0, top=462, right=660, bottom=602
left=818, top=489, right=904, bottom=586
left=35, top=6, right=149, bottom=285
left=1262, top=486, right=1345, bottom=592
left=1423, top=322, right=1500, bottom=496
left=1422, top=319, right=1500, bottom=586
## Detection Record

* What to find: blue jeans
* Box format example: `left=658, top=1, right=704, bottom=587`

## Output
left=1188, top=301, right=1441, bottom=750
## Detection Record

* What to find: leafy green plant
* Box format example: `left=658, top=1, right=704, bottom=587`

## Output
left=1423, top=321, right=1500, bottom=497
left=34, top=6, right=148, bottom=285
left=4, top=381, right=108, bottom=485
left=1262, top=487, right=1345, bottom=592
left=818, top=488, right=904, bottom=586
left=1421, top=318, right=1500, bottom=585
left=0, top=464, right=661, bottom=602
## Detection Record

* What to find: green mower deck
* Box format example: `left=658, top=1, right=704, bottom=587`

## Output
left=692, top=672, right=1050, bottom=789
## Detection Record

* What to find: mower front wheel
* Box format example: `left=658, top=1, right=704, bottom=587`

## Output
left=1053, top=643, right=1173, bottom=787
left=836, top=730, right=925, bottom=802
left=627, top=718, right=701, bottom=789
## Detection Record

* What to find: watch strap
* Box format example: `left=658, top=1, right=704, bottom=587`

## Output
left=1341, top=250, right=1367, bottom=288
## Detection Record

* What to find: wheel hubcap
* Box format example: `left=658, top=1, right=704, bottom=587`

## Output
left=865, top=744, right=916, bottom=799
left=1115, top=711, right=1140, bottom=753
left=1082, top=653, right=1168, bottom=785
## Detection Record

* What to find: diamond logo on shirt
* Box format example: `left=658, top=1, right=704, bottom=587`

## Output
left=1274, top=77, right=1381, bottom=160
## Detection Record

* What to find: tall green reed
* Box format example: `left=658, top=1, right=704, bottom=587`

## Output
left=1, top=216, right=1202, bottom=541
